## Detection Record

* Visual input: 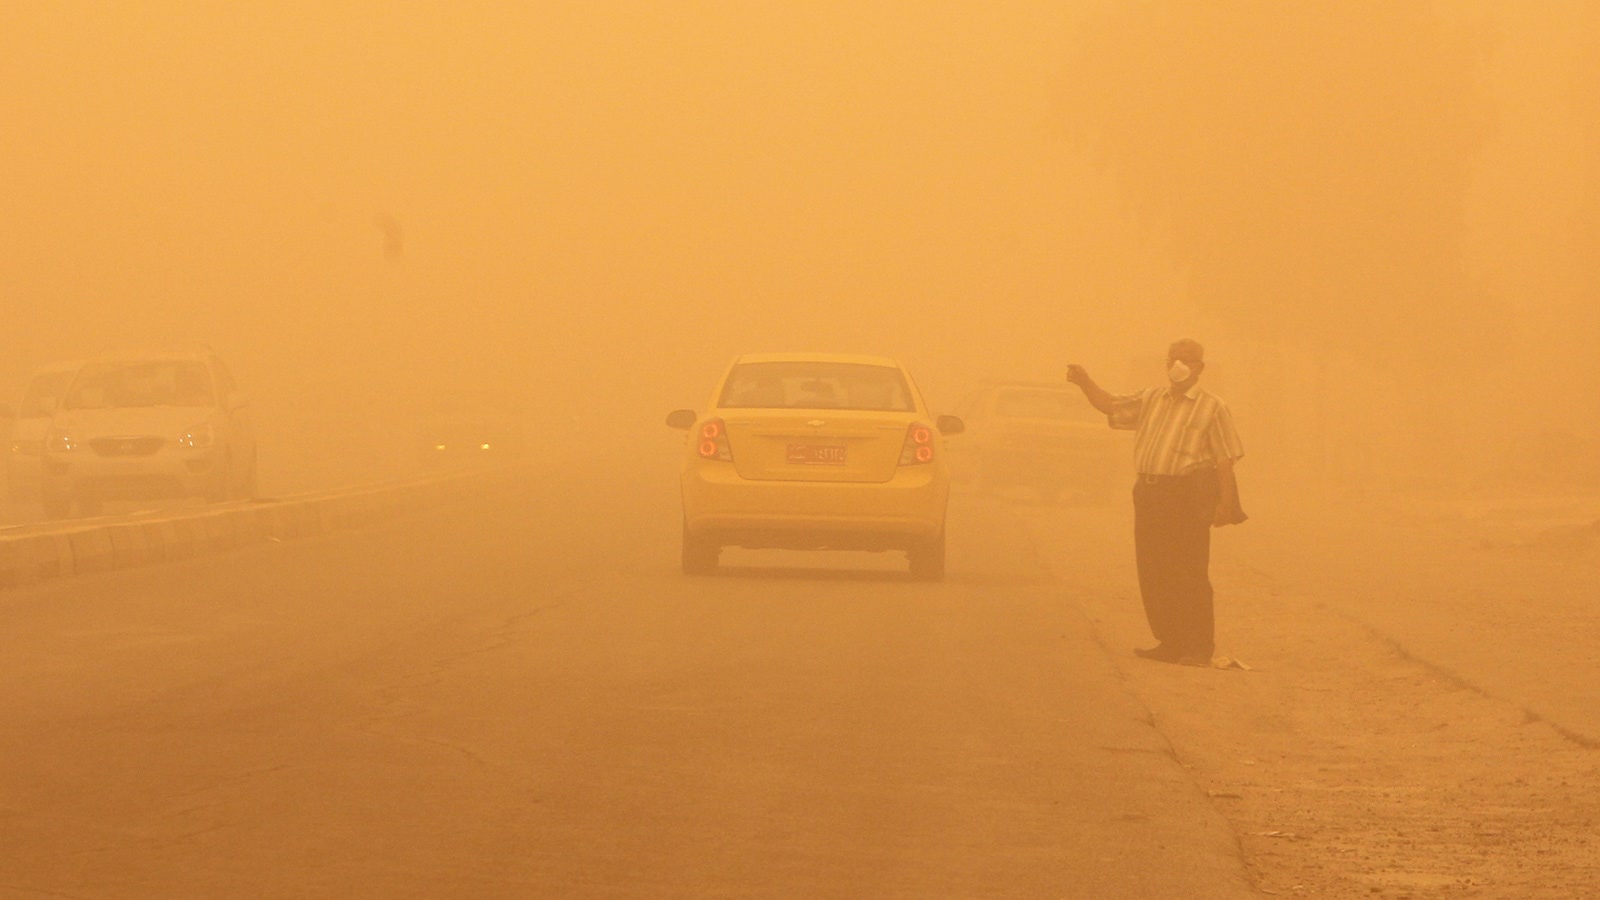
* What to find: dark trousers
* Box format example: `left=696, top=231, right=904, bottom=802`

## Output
left=1132, top=471, right=1219, bottom=655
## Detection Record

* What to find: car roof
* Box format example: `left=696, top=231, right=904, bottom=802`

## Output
left=732, top=352, right=903, bottom=368
left=81, top=349, right=215, bottom=366
left=28, top=359, right=83, bottom=377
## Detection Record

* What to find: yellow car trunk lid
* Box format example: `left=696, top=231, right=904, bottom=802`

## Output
left=722, top=411, right=912, bottom=483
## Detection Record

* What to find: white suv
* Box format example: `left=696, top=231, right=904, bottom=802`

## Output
left=4, top=359, right=81, bottom=505
left=41, top=350, right=258, bottom=518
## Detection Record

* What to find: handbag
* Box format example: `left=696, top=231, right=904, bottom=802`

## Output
left=1220, top=471, right=1248, bottom=525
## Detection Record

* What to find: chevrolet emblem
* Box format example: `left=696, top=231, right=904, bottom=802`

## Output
left=807, top=419, right=826, bottom=427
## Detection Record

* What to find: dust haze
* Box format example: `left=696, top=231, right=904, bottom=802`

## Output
left=3, top=2, right=1599, bottom=896
left=4, top=3, right=1593, bottom=491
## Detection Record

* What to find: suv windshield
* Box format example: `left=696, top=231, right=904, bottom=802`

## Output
left=719, top=362, right=916, bottom=412
left=19, top=371, right=74, bottom=417
left=64, top=361, right=215, bottom=410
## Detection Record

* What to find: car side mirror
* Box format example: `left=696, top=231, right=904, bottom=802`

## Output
left=935, top=415, right=965, bottom=435
left=665, top=409, right=697, bottom=430
left=227, top=391, right=250, bottom=411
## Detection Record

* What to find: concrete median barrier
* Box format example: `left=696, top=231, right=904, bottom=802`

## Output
left=0, top=534, right=72, bottom=588
left=67, top=528, right=118, bottom=574
left=0, top=465, right=522, bottom=592
left=107, top=522, right=155, bottom=569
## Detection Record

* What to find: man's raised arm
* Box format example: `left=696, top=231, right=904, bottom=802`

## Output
left=1065, top=364, right=1116, bottom=414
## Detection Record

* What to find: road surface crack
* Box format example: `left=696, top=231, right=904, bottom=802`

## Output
left=344, top=592, right=586, bottom=768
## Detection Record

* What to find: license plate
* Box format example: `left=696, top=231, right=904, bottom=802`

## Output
left=786, top=444, right=847, bottom=465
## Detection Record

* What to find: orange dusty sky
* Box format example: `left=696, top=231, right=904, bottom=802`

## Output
left=2, top=2, right=1594, bottom=480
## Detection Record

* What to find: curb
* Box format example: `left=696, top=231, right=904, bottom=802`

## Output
left=0, top=465, right=521, bottom=592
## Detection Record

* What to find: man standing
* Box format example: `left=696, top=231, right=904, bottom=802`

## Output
left=1066, top=339, right=1245, bottom=665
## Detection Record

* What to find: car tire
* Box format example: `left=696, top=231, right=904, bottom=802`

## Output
left=235, top=460, right=259, bottom=500
left=206, top=455, right=233, bottom=504
left=908, top=529, right=946, bottom=581
left=681, top=520, right=719, bottom=575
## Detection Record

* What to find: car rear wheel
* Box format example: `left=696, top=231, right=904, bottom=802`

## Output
left=205, top=456, right=233, bottom=504
left=908, top=529, right=946, bottom=581
left=681, top=520, right=719, bottom=575
left=235, top=459, right=259, bottom=500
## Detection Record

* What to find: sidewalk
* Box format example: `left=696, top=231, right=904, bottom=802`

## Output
left=1016, top=491, right=1600, bottom=898
left=1232, top=485, right=1600, bottom=744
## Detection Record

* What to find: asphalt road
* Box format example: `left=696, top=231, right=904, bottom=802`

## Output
left=0, top=457, right=1255, bottom=899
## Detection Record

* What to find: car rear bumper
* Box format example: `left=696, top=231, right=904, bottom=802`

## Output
left=681, top=462, right=947, bottom=548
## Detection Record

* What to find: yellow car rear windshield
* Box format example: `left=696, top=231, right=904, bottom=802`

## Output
left=719, top=362, right=915, bottom=412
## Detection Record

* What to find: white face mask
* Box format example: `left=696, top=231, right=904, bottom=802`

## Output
left=1167, top=360, right=1193, bottom=383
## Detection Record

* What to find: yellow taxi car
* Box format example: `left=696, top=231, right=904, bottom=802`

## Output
left=667, top=353, right=964, bottom=579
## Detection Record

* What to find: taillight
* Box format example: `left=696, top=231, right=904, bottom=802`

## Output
left=697, top=417, right=733, bottom=461
left=898, top=422, right=936, bottom=466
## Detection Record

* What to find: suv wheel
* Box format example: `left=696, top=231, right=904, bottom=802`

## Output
left=235, top=459, right=259, bottom=500
left=206, top=455, right=234, bottom=503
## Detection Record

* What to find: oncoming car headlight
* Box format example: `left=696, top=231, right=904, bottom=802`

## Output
left=178, top=423, right=215, bottom=449
left=45, top=430, right=78, bottom=453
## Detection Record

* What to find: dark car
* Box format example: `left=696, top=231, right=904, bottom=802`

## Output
left=414, top=390, right=527, bottom=470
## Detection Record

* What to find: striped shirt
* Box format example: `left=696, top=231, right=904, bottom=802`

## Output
left=1107, top=385, right=1244, bottom=476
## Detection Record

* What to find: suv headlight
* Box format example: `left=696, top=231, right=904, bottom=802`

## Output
left=45, top=430, right=78, bottom=453
left=178, top=423, right=215, bottom=449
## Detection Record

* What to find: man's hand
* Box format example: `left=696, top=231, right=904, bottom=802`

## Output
left=1066, top=364, right=1115, bottom=414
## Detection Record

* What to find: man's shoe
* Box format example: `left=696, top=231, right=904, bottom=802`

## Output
left=1133, top=643, right=1182, bottom=662
left=1176, top=652, right=1214, bottom=667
